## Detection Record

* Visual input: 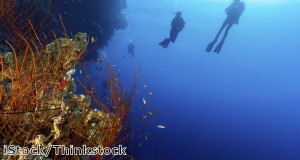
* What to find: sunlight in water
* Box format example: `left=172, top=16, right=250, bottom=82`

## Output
left=201, top=0, right=300, bottom=4
left=245, top=0, right=300, bottom=4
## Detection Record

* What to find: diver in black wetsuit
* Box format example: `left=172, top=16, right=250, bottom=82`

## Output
left=206, top=0, right=245, bottom=53
left=127, top=40, right=135, bottom=57
left=159, top=11, right=185, bottom=48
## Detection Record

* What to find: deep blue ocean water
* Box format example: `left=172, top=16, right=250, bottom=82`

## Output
left=101, top=0, right=300, bottom=159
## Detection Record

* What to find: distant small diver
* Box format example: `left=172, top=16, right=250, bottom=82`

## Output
left=127, top=40, right=135, bottom=57
left=206, top=0, right=245, bottom=53
left=159, top=11, right=185, bottom=48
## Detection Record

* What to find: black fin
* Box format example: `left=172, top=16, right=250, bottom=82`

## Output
left=159, top=38, right=170, bottom=48
left=213, top=40, right=225, bottom=53
left=205, top=40, right=217, bottom=52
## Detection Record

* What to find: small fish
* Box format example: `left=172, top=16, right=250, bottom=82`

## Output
left=148, top=92, right=153, bottom=95
left=145, top=135, right=148, bottom=140
left=97, top=57, right=101, bottom=61
left=139, top=143, right=142, bottom=147
left=148, top=111, right=153, bottom=116
left=143, top=115, right=147, bottom=119
left=112, top=65, right=116, bottom=67
left=143, top=85, right=147, bottom=88
left=79, top=70, right=82, bottom=74
left=156, top=125, right=165, bottom=129
left=142, top=98, right=146, bottom=104
left=118, top=68, right=122, bottom=72
left=91, top=37, right=96, bottom=43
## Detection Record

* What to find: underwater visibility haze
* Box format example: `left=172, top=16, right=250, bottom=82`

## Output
left=106, top=0, right=300, bottom=159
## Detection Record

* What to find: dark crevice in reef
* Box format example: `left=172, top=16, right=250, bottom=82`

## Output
left=51, top=0, right=128, bottom=62
left=0, top=0, right=128, bottom=62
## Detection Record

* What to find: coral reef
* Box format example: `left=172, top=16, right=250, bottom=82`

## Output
left=0, top=30, right=136, bottom=159
left=0, top=1, right=141, bottom=159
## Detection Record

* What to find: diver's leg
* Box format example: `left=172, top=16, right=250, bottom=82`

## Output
left=214, top=18, right=229, bottom=41
left=169, top=28, right=179, bottom=43
left=221, top=22, right=233, bottom=41
left=214, top=22, right=233, bottom=53
left=206, top=19, right=228, bottom=52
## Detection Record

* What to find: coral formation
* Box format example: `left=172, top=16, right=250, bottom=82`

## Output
left=0, top=31, right=136, bottom=159
left=49, top=0, right=128, bottom=62
left=0, top=1, right=141, bottom=159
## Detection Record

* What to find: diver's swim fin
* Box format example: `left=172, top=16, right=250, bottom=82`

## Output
left=213, top=40, right=225, bottom=53
left=159, top=38, right=170, bottom=48
left=163, top=40, right=170, bottom=48
left=205, top=40, right=217, bottom=52
left=159, top=40, right=164, bottom=46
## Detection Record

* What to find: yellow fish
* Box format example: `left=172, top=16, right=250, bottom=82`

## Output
left=91, top=37, right=97, bottom=43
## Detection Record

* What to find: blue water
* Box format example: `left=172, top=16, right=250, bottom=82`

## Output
left=103, top=0, right=300, bottom=159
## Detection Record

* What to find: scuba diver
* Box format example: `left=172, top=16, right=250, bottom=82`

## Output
left=159, top=11, right=185, bottom=48
left=206, top=0, right=245, bottom=53
left=127, top=40, right=135, bottom=57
